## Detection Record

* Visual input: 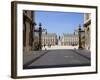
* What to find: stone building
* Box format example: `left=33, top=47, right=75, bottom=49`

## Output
left=23, top=10, right=34, bottom=52
left=42, top=33, right=57, bottom=46
left=61, top=33, right=79, bottom=46
left=83, top=13, right=91, bottom=50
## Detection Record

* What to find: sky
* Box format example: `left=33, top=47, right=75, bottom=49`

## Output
left=34, top=11, right=84, bottom=36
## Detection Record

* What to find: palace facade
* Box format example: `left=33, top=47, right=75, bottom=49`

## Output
left=61, top=33, right=79, bottom=46
left=42, top=33, right=57, bottom=46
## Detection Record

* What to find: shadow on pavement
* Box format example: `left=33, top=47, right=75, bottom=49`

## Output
left=71, top=49, right=91, bottom=60
left=23, top=51, right=49, bottom=69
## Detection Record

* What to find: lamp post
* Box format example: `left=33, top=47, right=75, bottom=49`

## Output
left=78, top=25, right=82, bottom=49
left=78, top=24, right=85, bottom=49
left=33, top=22, right=47, bottom=50
left=38, top=23, right=42, bottom=50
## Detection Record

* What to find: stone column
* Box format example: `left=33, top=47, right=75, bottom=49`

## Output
left=25, top=21, right=30, bottom=52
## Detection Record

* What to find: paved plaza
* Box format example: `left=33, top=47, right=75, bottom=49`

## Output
left=23, top=49, right=91, bottom=69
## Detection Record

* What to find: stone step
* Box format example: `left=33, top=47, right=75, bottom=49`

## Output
left=42, top=46, right=78, bottom=50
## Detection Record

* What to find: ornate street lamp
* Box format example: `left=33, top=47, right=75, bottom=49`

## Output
left=74, top=24, right=85, bottom=49
left=38, top=23, right=42, bottom=50
left=78, top=25, right=82, bottom=49
left=78, top=24, right=85, bottom=49
left=33, top=22, right=47, bottom=50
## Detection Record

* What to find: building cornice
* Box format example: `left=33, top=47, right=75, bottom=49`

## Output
left=84, top=19, right=91, bottom=27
